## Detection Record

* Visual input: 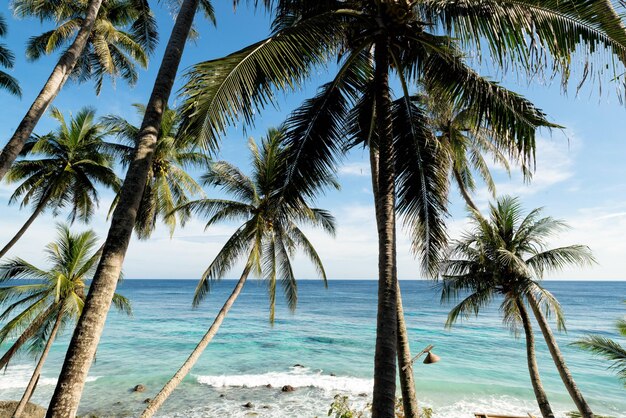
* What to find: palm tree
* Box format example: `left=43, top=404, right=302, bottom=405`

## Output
left=102, top=104, right=206, bottom=239
left=0, top=13, right=21, bottom=97
left=442, top=196, right=596, bottom=417
left=174, top=3, right=626, bottom=415
left=0, top=107, right=119, bottom=260
left=574, top=302, right=626, bottom=387
left=141, top=128, right=336, bottom=417
left=0, top=0, right=157, bottom=180
left=45, top=1, right=216, bottom=414
left=0, top=224, right=131, bottom=418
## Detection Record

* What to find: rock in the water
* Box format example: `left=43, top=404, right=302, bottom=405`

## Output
left=143, top=398, right=151, bottom=404
left=358, top=392, right=368, bottom=397
left=293, top=364, right=304, bottom=368
left=330, top=373, right=336, bottom=377
left=261, top=405, right=271, bottom=409
left=133, top=384, right=146, bottom=393
left=219, top=394, right=226, bottom=398
left=281, top=385, right=296, bottom=392
left=265, top=384, right=272, bottom=388
left=0, top=401, right=46, bottom=418
left=242, top=402, right=254, bottom=408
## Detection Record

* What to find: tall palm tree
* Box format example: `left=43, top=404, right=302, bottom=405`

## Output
left=174, top=3, right=626, bottom=415
left=0, top=107, right=120, bottom=260
left=442, top=196, right=596, bottom=417
left=0, top=0, right=157, bottom=180
left=574, top=302, right=626, bottom=387
left=0, top=13, right=21, bottom=97
left=0, top=224, right=131, bottom=418
left=45, top=1, right=217, bottom=415
left=102, top=104, right=206, bottom=239
left=141, top=128, right=336, bottom=417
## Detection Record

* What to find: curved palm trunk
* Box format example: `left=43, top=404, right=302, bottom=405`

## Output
left=0, top=304, right=58, bottom=370
left=140, top=267, right=251, bottom=417
left=516, top=299, right=554, bottom=418
left=526, top=293, right=594, bottom=418
left=0, top=0, right=103, bottom=181
left=0, top=198, right=49, bottom=259
left=371, top=36, right=399, bottom=418
left=396, top=283, right=419, bottom=418
left=12, top=308, right=63, bottom=418
left=45, top=1, right=200, bottom=416
left=370, top=137, right=418, bottom=418
left=452, top=168, right=479, bottom=213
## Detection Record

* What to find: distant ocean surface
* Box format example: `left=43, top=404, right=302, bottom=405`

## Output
left=0, top=280, right=624, bottom=418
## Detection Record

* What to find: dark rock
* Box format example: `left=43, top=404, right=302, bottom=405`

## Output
left=293, top=364, right=304, bottom=368
left=330, top=373, right=336, bottom=377
left=242, top=402, right=254, bottom=408
left=262, top=405, right=271, bottom=409
left=133, top=384, right=146, bottom=393
left=219, top=394, right=226, bottom=398
left=265, top=384, right=272, bottom=388
left=358, top=393, right=368, bottom=397
left=281, top=385, right=296, bottom=392
left=143, top=398, right=151, bottom=404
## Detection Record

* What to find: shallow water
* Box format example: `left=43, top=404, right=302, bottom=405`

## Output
left=0, top=280, right=624, bottom=417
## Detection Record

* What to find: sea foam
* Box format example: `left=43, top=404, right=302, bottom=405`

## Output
left=0, top=364, right=99, bottom=390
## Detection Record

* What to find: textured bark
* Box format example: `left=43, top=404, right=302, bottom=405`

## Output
left=452, top=168, right=479, bottom=213
left=0, top=0, right=103, bottom=181
left=517, top=299, right=554, bottom=418
left=396, top=284, right=419, bottom=418
left=527, top=293, right=594, bottom=418
left=12, top=308, right=63, bottom=418
left=0, top=198, right=49, bottom=259
left=45, top=1, right=200, bottom=416
left=140, top=267, right=251, bottom=417
left=0, top=305, right=58, bottom=370
left=370, top=36, right=398, bottom=418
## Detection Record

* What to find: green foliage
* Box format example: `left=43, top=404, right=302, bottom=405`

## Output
left=442, top=196, right=596, bottom=333
left=102, top=104, right=207, bottom=239
left=6, top=107, right=120, bottom=224
left=0, top=13, right=20, bottom=97
left=0, top=224, right=131, bottom=362
left=566, top=412, right=614, bottom=418
left=172, top=128, right=336, bottom=323
left=13, top=0, right=158, bottom=94
left=327, top=395, right=368, bottom=418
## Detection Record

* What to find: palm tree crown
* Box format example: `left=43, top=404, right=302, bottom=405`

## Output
left=12, top=0, right=158, bottom=94
left=0, top=13, right=20, bottom=97
left=178, top=128, right=336, bottom=322
left=0, top=224, right=131, bottom=365
left=6, top=107, right=119, bottom=223
left=102, top=104, right=206, bottom=239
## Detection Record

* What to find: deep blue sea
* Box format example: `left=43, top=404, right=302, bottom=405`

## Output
left=0, top=280, right=624, bottom=417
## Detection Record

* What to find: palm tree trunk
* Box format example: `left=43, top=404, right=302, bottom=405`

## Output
left=140, top=267, right=251, bottom=417
left=526, top=293, right=594, bottom=418
left=0, top=304, right=58, bottom=370
left=370, top=35, right=399, bottom=418
left=396, top=283, right=419, bottom=418
left=0, top=198, right=49, bottom=259
left=452, top=168, right=479, bottom=213
left=516, top=299, right=554, bottom=418
left=45, top=2, right=200, bottom=416
left=12, top=307, right=63, bottom=418
left=0, top=0, right=103, bottom=181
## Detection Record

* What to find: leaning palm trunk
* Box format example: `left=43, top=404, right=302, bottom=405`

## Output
left=516, top=299, right=554, bottom=418
left=45, top=1, right=200, bottom=416
left=12, top=308, right=63, bottom=418
left=0, top=303, right=58, bottom=370
left=0, top=197, right=49, bottom=259
left=141, top=267, right=251, bottom=417
left=396, top=283, right=419, bottom=418
left=371, top=37, right=399, bottom=418
left=526, top=293, right=594, bottom=418
left=0, top=0, right=103, bottom=181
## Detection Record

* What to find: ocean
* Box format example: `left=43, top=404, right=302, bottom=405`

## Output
left=0, top=280, right=624, bottom=418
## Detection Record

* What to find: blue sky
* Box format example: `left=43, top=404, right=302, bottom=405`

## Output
left=1, top=2, right=625, bottom=280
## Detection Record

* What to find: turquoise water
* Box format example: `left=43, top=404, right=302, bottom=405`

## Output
left=0, top=280, right=624, bottom=417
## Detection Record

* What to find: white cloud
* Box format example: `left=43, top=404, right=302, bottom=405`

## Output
left=338, top=162, right=370, bottom=177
